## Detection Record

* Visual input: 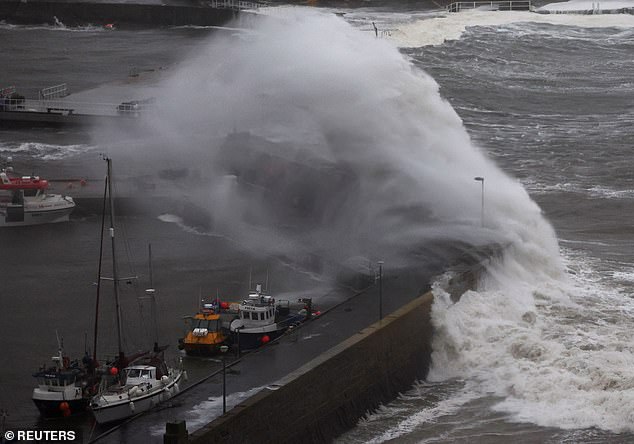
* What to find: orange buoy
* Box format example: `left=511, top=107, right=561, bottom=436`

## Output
left=59, top=401, right=70, bottom=411
left=261, top=335, right=270, bottom=344
left=109, top=367, right=119, bottom=376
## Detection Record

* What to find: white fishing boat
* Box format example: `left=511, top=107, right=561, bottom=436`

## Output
left=88, top=157, right=183, bottom=424
left=0, top=170, right=74, bottom=226
left=32, top=333, right=97, bottom=417
left=229, top=284, right=310, bottom=350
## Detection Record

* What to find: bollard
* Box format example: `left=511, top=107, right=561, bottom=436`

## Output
left=164, top=420, right=188, bottom=444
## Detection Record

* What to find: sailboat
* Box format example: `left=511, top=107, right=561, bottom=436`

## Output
left=88, top=157, right=184, bottom=424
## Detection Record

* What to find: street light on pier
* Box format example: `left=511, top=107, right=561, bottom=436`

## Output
left=474, top=176, right=484, bottom=227
left=377, top=261, right=384, bottom=321
left=220, top=345, right=229, bottom=414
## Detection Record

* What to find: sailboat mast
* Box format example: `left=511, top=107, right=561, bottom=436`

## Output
left=106, top=157, right=124, bottom=357
left=147, top=243, right=159, bottom=345
left=92, top=171, right=109, bottom=365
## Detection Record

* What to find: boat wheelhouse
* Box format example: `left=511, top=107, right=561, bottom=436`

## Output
left=32, top=343, right=96, bottom=417
left=229, top=284, right=305, bottom=350
left=179, top=302, right=230, bottom=356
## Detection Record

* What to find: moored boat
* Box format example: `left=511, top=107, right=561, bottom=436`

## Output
left=90, top=349, right=184, bottom=424
left=0, top=170, right=75, bottom=226
left=178, top=301, right=233, bottom=356
left=32, top=335, right=98, bottom=418
left=88, top=157, right=184, bottom=424
left=229, top=284, right=312, bottom=350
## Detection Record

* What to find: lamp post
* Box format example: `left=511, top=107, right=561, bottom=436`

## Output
left=377, top=261, right=384, bottom=321
left=235, top=327, right=242, bottom=359
left=474, top=177, right=484, bottom=227
left=220, top=345, right=228, bottom=414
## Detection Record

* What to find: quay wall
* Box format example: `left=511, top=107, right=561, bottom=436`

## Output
left=0, top=1, right=238, bottom=27
left=190, top=291, right=436, bottom=444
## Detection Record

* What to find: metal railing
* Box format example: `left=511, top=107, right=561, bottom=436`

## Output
left=0, top=97, right=155, bottom=117
left=38, top=83, right=69, bottom=100
left=446, top=0, right=532, bottom=12
left=205, top=0, right=265, bottom=10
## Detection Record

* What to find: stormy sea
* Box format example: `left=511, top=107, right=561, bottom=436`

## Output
left=1, top=0, right=634, bottom=442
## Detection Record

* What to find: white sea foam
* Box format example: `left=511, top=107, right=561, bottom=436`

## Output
left=428, top=245, right=634, bottom=433
left=389, top=9, right=634, bottom=47
left=0, top=20, right=106, bottom=32
left=0, top=142, right=94, bottom=159
left=360, top=384, right=480, bottom=443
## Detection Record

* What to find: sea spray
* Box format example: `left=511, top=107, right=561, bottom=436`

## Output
left=97, top=9, right=554, bottom=272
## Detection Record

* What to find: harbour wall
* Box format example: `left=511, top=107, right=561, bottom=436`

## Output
left=0, top=0, right=238, bottom=27
left=190, top=290, right=438, bottom=443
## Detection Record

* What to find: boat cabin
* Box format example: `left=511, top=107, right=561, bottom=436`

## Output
left=123, top=365, right=157, bottom=385
left=191, top=314, right=221, bottom=337
left=33, top=369, right=81, bottom=390
left=238, top=289, right=277, bottom=327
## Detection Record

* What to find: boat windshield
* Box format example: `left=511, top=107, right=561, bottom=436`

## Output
left=126, top=368, right=152, bottom=379
left=194, top=319, right=219, bottom=331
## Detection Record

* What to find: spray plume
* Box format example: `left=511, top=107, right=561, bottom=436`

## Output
left=97, top=9, right=560, bottom=276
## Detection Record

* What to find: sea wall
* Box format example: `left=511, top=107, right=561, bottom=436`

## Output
left=190, top=291, right=436, bottom=444
left=0, top=0, right=237, bottom=27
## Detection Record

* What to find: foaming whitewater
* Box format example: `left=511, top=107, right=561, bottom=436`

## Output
left=100, top=9, right=559, bottom=272
left=0, top=141, right=94, bottom=160
left=389, top=7, right=634, bottom=47
left=425, top=248, right=634, bottom=434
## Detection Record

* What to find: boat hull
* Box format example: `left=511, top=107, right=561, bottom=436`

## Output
left=232, top=325, right=287, bottom=350
left=0, top=204, right=74, bottom=227
left=90, top=372, right=182, bottom=424
left=32, top=397, right=89, bottom=417
left=231, top=312, right=305, bottom=350
left=182, top=343, right=224, bottom=356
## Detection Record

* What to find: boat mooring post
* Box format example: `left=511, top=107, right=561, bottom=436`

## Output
left=220, top=345, right=229, bottom=414
left=377, top=261, right=384, bottom=321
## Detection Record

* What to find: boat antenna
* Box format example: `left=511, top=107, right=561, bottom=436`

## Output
left=248, top=266, right=252, bottom=290
left=265, top=268, right=269, bottom=292
left=106, top=157, right=125, bottom=362
left=93, top=168, right=109, bottom=366
left=56, top=330, right=62, bottom=352
left=148, top=243, right=154, bottom=289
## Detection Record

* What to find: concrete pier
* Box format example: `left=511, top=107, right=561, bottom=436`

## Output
left=191, top=292, right=436, bottom=444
